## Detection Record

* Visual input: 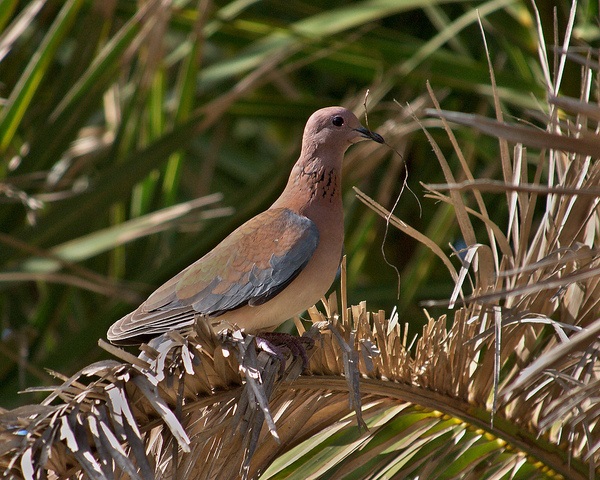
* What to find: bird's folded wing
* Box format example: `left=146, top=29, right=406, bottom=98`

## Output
left=107, top=208, right=319, bottom=342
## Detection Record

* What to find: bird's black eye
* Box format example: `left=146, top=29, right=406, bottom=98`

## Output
left=332, top=116, right=344, bottom=127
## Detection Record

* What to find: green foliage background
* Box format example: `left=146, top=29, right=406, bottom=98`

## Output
left=0, top=0, right=597, bottom=409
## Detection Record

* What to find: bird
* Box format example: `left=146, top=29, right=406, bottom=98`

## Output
left=107, top=106, right=384, bottom=345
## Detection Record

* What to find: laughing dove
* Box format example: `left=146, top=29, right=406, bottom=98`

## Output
left=107, top=106, right=384, bottom=344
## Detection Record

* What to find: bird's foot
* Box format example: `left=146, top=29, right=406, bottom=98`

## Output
left=255, top=332, right=315, bottom=376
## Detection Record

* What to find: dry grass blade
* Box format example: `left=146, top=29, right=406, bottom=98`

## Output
left=425, top=178, right=600, bottom=197
left=354, top=186, right=459, bottom=283
left=426, top=109, right=600, bottom=157
left=503, top=317, right=600, bottom=400
left=549, top=94, right=600, bottom=121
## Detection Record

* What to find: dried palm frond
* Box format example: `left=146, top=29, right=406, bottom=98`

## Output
left=418, top=17, right=600, bottom=473
left=2, top=266, right=597, bottom=480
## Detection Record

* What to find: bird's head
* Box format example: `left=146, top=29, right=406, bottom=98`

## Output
left=302, top=106, right=384, bottom=153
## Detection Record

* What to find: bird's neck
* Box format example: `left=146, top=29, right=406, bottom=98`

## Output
left=271, top=149, right=343, bottom=216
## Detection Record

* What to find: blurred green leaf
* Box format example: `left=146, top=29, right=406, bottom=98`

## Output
left=0, top=0, right=84, bottom=151
left=17, top=193, right=226, bottom=273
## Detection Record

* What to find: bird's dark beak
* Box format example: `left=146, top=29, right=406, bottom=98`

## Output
left=355, top=126, right=384, bottom=144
